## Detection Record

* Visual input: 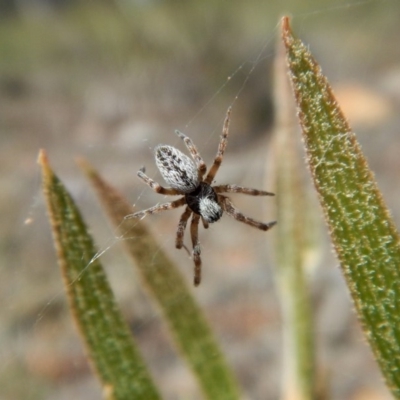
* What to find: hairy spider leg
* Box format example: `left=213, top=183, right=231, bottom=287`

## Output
left=214, top=184, right=275, bottom=196
left=125, top=197, right=186, bottom=220
left=219, top=195, right=277, bottom=231
left=204, top=106, right=231, bottom=185
left=175, top=130, right=207, bottom=178
left=190, top=214, right=202, bottom=286
left=201, top=218, right=209, bottom=229
left=137, top=167, right=181, bottom=195
left=176, top=206, right=192, bottom=250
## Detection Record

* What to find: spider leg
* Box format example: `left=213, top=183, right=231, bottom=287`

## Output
left=190, top=214, right=202, bottom=286
left=214, top=184, right=275, bottom=196
left=125, top=197, right=185, bottom=220
left=175, top=130, right=207, bottom=178
left=137, top=167, right=181, bottom=195
left=201, top=218, right=209, bottom=229
left=176, top=206, right=192, bottom=250
left=204, top=107, right=231, bottom=185
left=219, top=195, right=276, bottom=231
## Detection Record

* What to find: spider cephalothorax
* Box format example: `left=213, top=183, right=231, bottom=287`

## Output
left=126, top=107, right=276, bottom=286
left=185, top=182, right=222, bottom=223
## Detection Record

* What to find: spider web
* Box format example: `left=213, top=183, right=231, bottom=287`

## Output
left=4, top=0, right=399, bottom=398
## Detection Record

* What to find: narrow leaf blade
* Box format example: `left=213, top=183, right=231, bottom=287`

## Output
left=39, top=150, right=161, bottom=400
left=282, top=17, right=400, bottom=397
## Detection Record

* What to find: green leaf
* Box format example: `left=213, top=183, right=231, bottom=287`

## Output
left=79, top=158, right=241, bottom=400
left=39, top=150, right=161, bottom=400
left=268, top=35, right=318, bottom=400
left=282, top=16, right=400, bottom=397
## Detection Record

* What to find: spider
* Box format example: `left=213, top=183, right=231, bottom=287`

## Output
left=125, top=107, right=276, bottom=286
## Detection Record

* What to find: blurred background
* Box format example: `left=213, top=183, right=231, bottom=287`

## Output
left=1, top=0, right=400, bottom=399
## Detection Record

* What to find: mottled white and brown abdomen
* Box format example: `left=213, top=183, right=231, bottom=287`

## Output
left=155, top=145, right=199, bottom=193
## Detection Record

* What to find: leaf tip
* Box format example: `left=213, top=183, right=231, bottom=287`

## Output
left=76, top=156, right=95, bottom=177
left=38, top=149, right=54, bottom=184
left=281, top=15, right=291, bottom=32
left=37, top=149, right=48, bottom=167
left=281, top=16, right=295, bottom=48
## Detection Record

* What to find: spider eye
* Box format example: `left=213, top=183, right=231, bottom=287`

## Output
left=155, top=145, right=199, bottom=193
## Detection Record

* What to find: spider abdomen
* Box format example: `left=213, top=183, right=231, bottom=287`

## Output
left=185, top=182, right=223, bottom=223
left=155, top=145, right=199, bottom=193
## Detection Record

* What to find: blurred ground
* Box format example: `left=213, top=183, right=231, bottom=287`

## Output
left=1, top=1, right=400, bottom=399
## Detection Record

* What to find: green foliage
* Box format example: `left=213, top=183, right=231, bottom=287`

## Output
left=282, top=17, right=400, bottom=398
left=40, top=151, right=240, bottom=399
left=39, top=150, right=161, bottom=400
